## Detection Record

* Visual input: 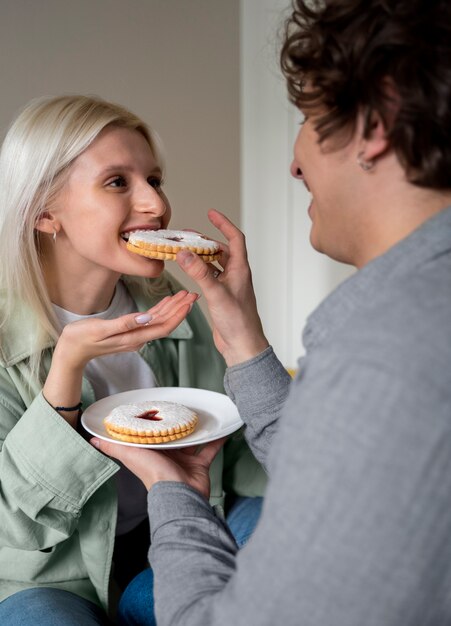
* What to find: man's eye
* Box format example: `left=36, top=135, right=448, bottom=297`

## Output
left=109, top=176, right=127, bottom=188
left=148, top=176, right=163, bottom=189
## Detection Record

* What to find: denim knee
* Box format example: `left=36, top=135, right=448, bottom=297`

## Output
left=0, top=587, right=110, bottom=626
left=117, top=568, right=155, bottom=626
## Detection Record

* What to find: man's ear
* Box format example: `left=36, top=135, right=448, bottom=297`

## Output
left=359, top=108, right=390, bottom=162
left=359, top=77, right=399, bottom=162
left=34, top=211, right=59, bottom=235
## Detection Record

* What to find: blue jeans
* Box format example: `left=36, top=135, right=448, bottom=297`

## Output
left=117, top=496, right=263, bottom=626
left=0, top=588, right=112, bottom=626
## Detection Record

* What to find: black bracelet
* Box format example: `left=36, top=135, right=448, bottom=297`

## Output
left=53, top=402, right=83, bottom=412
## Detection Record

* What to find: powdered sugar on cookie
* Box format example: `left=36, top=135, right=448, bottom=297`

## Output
left=128, top=230, right=219, bottom=252
left=103, top=400, right=198, bottom=444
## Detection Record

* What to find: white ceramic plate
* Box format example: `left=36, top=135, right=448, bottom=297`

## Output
left=81, top=387, right=243, bottom=449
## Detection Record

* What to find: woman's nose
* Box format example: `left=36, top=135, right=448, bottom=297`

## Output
left=290, top=160, right=303, bottom=179
left=134, top=184, right=167, bottom=216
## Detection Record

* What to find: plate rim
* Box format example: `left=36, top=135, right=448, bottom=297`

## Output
left=81, top=386, right=243, bottom=449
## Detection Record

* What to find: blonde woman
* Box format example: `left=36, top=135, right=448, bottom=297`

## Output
left=0, top=96, right=266, bottom=625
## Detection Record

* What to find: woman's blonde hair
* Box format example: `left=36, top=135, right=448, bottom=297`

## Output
left=0, top=94, right=164, bottom=381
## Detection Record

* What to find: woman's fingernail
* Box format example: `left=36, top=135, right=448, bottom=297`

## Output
left=135, top=313, right=153, bottom=324
left=90, top=438, right=100, bottom=449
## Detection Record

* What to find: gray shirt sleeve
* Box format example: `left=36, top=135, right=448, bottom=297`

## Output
left=223, top=347, right=291, bottom=470
left=148, top=345, right=451, bottom=626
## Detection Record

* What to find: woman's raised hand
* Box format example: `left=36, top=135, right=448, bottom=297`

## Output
left=176, top=210, right=269, bottom=366
left=43, top=290, right=197, bottom=426
left=58, top=290, right=198, bottom=369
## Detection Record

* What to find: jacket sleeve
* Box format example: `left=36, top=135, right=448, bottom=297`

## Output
left=0, top=371, right=118, bottom=551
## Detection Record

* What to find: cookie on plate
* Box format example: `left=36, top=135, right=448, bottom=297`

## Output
left=125, top=229, right=220, bottom=262
left=103, top=400, right=198, bottom=444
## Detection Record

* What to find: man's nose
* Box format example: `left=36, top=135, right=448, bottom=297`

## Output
left=290, top=160, right=303, bottom=179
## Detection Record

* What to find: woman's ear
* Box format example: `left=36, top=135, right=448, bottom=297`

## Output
left=35, top=211, right=59, bottom=235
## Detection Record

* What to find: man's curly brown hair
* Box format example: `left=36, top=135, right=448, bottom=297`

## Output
left=280, top=0, right=451, bottom=189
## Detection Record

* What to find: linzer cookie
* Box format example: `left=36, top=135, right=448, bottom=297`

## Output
left=126, top=229, right=220, bottom=262
left=103, top=400, right=198, bottom=444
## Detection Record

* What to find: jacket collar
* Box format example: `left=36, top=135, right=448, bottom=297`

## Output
left=0, top=272, right=193, bottom=368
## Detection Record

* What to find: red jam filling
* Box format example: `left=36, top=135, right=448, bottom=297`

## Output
left=136, top=410, right=162, bottom=421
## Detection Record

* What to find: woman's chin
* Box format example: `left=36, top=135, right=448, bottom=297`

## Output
left=130, top=256, right=166, bottom=278
left=143, top=259, right=166, bottom=277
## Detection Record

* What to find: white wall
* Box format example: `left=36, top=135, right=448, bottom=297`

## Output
left=240, top=0, right=354, bottom=368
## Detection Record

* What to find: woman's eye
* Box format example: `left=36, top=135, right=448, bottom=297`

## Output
left=148, top=176, right=163, bottom=189
left=108, top=176, right=127, bottom=188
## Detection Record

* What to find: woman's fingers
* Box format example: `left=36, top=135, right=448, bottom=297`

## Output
left=153, top=291, right=198, bottom=319
left=63, top=291, right=197, bottom=360
left=130, top=301, right=194, bottom=343
left=102, top=291, right=196, bottom=337
left=149, top=290, right=194, bottom=316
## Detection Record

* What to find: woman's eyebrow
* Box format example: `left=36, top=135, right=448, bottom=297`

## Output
left=97, top=164, right=162, bottom=176
left=97, top=164, right=134, bottom=176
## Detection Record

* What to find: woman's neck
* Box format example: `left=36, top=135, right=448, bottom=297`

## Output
left=50, top=280, right=119, bottom=315
left=41, top=253, right=121, bottom=314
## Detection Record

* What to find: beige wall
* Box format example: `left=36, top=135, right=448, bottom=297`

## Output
left=0, top=0, right=240, bottom=304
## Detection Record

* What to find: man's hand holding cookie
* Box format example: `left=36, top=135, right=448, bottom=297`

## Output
left=176, top=209, right=269, bottom=367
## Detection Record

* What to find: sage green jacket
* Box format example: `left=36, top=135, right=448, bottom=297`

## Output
left=0, top=272, right=266, bottom=609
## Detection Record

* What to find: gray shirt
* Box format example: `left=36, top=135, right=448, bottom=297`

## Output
left=147, top=206, right=451, bottom=626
